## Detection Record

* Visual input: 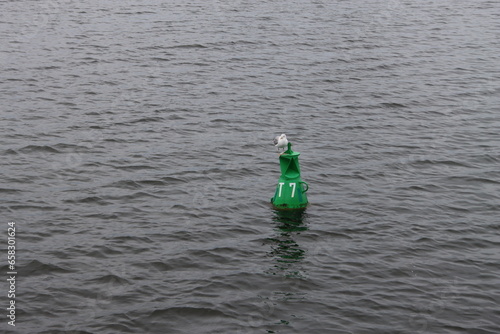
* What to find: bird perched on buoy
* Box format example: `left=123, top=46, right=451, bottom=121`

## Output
left=273, top=134, right=288, bottom=154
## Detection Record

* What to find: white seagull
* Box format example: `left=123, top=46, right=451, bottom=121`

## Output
left=273, top=134, right=288, bottom=154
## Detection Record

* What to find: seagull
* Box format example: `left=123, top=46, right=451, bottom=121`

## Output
left=273, top=134, right=288, bottom=154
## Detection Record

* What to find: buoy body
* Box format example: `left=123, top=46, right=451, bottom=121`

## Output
left=271, top=143, right=309, bottom=210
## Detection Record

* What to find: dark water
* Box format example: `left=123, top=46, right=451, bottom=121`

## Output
left=1, top=0, right=500, bottom=333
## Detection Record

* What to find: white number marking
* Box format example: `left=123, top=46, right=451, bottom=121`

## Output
left=278, top=182, right=285, bottom=197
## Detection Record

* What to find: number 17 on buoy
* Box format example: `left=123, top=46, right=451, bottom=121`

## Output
left=271, top=135, right=309, bottom=210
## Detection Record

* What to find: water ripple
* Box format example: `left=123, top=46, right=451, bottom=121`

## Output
left=2, top=0, right=500, bottom=333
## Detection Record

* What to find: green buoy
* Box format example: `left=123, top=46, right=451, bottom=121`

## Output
left=271, top=142, right=309, bottom=210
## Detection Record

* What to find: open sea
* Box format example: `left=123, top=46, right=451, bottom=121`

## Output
left=1, top=0, right=500, bottom=333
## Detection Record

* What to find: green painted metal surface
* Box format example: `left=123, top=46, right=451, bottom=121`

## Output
left=271, top=142, right=309, bottom=210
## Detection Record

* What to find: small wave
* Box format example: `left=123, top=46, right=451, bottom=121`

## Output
left=160, top=176, right=188, bottom=184
left=116, top=11, right=156, bottom=15
left=104, top=180, right=143, bottom=189
left=64, top=196, right=110, bottom=205
left=52, top=143, right=90, bottom=152
left=88, top=274, right=129, bottom=285
left=127, top=116, right=165, bottom=124
left=137, top=179, right=168, bottom=186
left=168, top=43, right=207, bottom=49
left=112, top=165, right=157, bottom=171
left=134, top=261, right=175, bottom=272
left=3, top=148, right=18, bottom=155
left=81, top=212, right=120, bottom=220
left=378, top=102, right=407, bottom=108
left=21, top=260, right=74, bottom=276
left=8, top=204, right=58, bottom=211
left=445, top=175, right=500, bottom=185
left=147, top=306, right=227, bottom=319
left=110, top=191, right=161, bottom=200
left=32, top=65, right=62, bottom=70
left=405, top=157, right=472, bottom=169
left=18, top=145, right=60, bottom=153
left=86, top=246, right=123, bottom=258
left=104, top=235, right=154, bottom=243
left=0, top=188, right=22, bottom=194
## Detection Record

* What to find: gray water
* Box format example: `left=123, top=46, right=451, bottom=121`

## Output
left=1, top=0, right=500, bottom=333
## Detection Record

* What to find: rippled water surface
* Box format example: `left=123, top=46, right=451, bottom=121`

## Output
left=1, top=0, right=500, bottom=333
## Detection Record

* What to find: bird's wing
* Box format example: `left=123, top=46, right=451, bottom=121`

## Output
left=273, top=136, right=279, bottom=145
